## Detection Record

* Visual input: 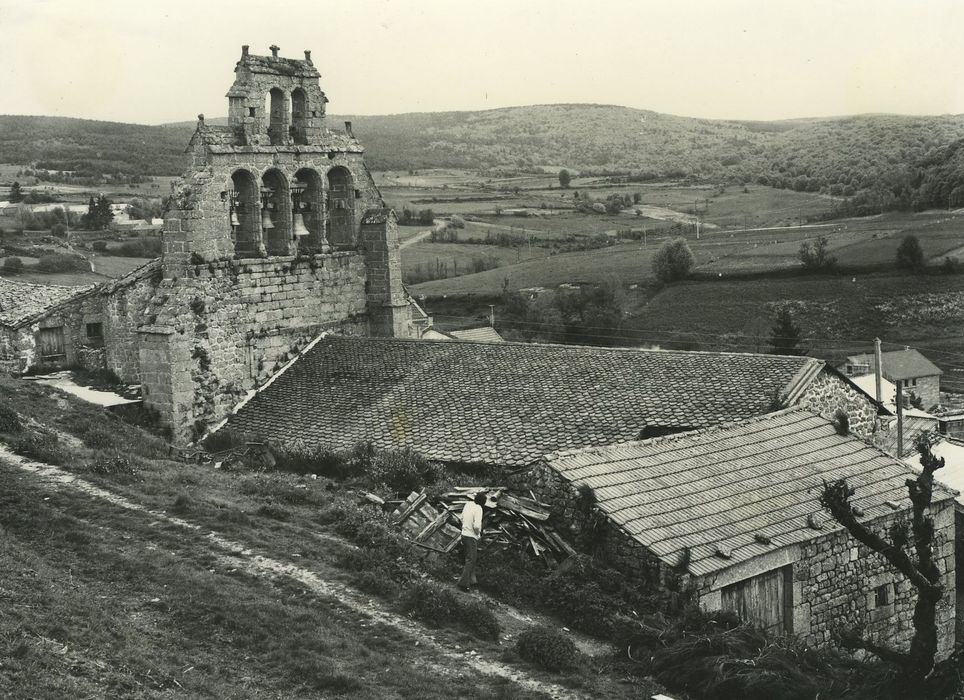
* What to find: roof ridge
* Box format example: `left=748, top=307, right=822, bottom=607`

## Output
left=542, top=407, right=807, bottom=463
left=317, top=334, right=821, bottom=360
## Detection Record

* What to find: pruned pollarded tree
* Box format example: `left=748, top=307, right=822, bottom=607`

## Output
left=819, top=432, right=947, bottom=683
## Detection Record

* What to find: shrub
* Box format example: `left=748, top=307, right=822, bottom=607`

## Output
left=2, top=256, right=24, bottom=274
left=171, top=493, right=193, bottom=513
left=652, top=238, right=695, bottom=283
left=896, top=235, right=925, bottom=272
left=85, top=454, right=139, bottom=477
left=366, top=447, right=444, bottom=493
left=91, top=240, right=108, bottom=252
left=799, top=236, right=836, bottom=271
left=50, top=223, right=67, bottom=237
left=201, top=427, right=250, bottom=453
left=116, top=238, right=162, bottom=258
left=272, top=443, right=356, bottom=479
left=36, top=253, right=87, bottom=273
left=400, top=581, right=501, bottom=640
left=0, top=404, right=23, bottom=433
left=517, top=625, right=580, bottom=672
left=11, top=430, right=67, bottom=465
left=80, top=424, right=118, bottom=450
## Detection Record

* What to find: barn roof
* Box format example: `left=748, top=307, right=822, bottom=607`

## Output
left=845, top=348, right=942, bottom=380
left=0, top=276, right=96, bottom=329
left=541, top=409, right=956, bottom=577
left=227, top=335, right=825, bottom=467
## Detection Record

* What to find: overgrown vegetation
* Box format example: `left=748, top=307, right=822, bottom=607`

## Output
left=401, top=581, right=501, bottom=641
left=652, top=237, right=695, bottom=283
left=517, top=625, right=581, bottom=672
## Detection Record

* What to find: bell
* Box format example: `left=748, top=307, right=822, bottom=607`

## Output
left=292, top=211, right=310, bottom=237
left=230, top=210, right=241, bottom=227
left=261, top=207, right=274, bottom=230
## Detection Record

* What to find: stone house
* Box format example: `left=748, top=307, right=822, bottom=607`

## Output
left=522, top=409, right=957, bottom=657
left=225, top=336, right=886, bottom=467
left=842, top=347, right=942, bottom=410
left=0, top=45, right=423, bottom=442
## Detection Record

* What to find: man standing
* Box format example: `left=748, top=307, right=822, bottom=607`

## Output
left=458, top=492, right=486, bottom=591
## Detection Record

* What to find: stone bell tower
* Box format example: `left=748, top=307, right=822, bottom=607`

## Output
left=139, top=45, right=413, bottom=443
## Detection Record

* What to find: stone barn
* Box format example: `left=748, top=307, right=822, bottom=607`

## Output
left=523, top=409, right=957, bottom=657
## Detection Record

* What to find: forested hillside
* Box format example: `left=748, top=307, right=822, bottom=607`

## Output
left=6, top=107, right=964, bottom=214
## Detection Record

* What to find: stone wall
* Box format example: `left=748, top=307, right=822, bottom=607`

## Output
left=103, top=265, right=162, bottom=383
left=697, top=500, right=956, bottom=658
left=139, top=252, right=369, bottom=442
left=907, top=375, right=941, bottom=411
left=0, top=294, right=107, bottom=374
left=799, top=370, right=881, bottom=444
left=0, top=327, right=29, bottom=373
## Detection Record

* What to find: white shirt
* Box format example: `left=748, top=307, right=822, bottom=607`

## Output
left=460, top=501, right=483, bottom=540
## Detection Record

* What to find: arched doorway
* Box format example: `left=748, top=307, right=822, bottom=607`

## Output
left=292, top=168, right=326, bottom=253
left=230, top=169, right=261, bottom=257
left=267, top=87, right=286, bottom=146
left=261, top=168, right=292, bottom=256
left=327, top=166, right=355, bottom=248
left=290, top=88, right=308, bottom=145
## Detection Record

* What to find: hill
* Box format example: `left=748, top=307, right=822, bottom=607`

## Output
left=7, top=107, right=964, bottom=212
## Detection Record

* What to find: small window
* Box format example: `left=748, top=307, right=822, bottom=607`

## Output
left=912, top=379, right=918, bottom=387
left=354, top=189, right=361, bottom=199
left=248, top=107, right=256, bottom=117
left=873, top=583, right=891, bottom=607
left=86, top=322, right=103, bottom=340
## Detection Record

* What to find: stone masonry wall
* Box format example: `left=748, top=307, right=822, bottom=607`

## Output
left=799, top=370, right=881, bottom=445
left=139, top=252, right=368, bottom=442
left=104, top=268, right=162, bottom=383
left=0, top=295, right=107, bottom=373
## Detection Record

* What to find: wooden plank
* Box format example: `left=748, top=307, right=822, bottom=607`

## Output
left=498, top=493, right=550, bottom=521
left=415, top=510, right=453, bottom=542
left=391, top=491, right=427, bottom=525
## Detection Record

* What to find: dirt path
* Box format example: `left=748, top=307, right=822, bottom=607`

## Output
left=399, top=221, right=444, bottom=249
left=0, top=446, right=598, bottom=700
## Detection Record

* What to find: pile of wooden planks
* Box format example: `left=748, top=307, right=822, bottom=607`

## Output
left=390, top=486, right=576, bottom=567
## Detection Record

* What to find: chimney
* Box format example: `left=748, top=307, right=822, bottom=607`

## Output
left=345, top=121, right=353, bottom=138
left=241, top=45, right=249, bottom=57
left=270, top=44, right=280, bottom=58
left=304, top=50, right=312, bottom=63
left=874, top=337, right=883, bottom=403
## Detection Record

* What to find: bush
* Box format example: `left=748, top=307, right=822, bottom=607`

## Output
left=517, top=625, right=580, bottom=672
left=80, top=424, right=118, bottom=450
left=652, top=237, right=695, bottom=283
left=799, top=236, right=836, bottom=271
left=36, top=253, right=87, bottom=273
left=400, top=581, right=501, bottom=640
left=272, top=443, right=357, bottom=479
left=171, top=493, right=193, bottom=513
left=896, top=235, right=925, bottom=271
left=366, top=447, right=444, bottom=493
left=50, top=223, right=67, bottom=237
left=85, top=454, right=139, bottom=477
left=0, top=404, right=23, bottom=433
left=942, top=256, right=961, bottom=274
left=11, top=430, right=67, bottom=465
left=3, top=257, right=23, bottom=274
left=92, top=240, right=108, bottom=252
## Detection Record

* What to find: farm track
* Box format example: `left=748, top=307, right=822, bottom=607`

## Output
left=0, top=445, right=597, bottom=700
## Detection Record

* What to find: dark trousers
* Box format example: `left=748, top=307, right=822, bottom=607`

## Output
left=458, top=536, right=479, bottom=589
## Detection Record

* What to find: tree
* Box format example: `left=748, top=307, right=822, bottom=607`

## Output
left=820, top=433, right=946, bottom=684
left=652, top=238, right=695, bottom=283
left=799, top=235, right=836, bottom=271
left=8, top=181, right=23, bottom=203
left=558, top=169, right=571, bottom=188
left=2, top=257, right=23, bottom=274
left=767, top=307, right=807, bottom=355
left=81, top=194, right=114, bottom=230
left=896, top=235, right=925, bottom=272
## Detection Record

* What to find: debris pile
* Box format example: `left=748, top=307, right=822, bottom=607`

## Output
left=389, top=486, right=576, bottom=567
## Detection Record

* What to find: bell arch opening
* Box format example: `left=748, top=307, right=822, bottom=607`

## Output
left=290, top=88, right=309, bottom=145
left=230, top=169, right=262, bottom=257
left=267, top=87, right=287, bottom=146
left=292, top=168, right=326, bottom=253
left=261, top=168, right=292, bottom=256
left=326, top=166, right=355, bottom=248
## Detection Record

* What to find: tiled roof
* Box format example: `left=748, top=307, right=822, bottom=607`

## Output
left=449, top=327, right=505, bottom=343
left=543, top=409, right=956, bottom=577
left=0, top=276, right=96, bottom=328
left=228, top=336, right=824, bottom=467
left=845, top=348, right=942, bottom=380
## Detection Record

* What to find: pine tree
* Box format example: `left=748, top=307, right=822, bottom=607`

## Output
left=9, top=181, right=23, bottom=203
left=767, top=307, right=806, bottom=355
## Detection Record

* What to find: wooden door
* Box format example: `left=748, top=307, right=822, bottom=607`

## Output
left=38, top=326, right=66, bottom=360
left=721, top=566, right=789, bottom=635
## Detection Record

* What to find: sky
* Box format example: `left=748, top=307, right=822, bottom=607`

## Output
left=2, top=0, right=963, bottom=125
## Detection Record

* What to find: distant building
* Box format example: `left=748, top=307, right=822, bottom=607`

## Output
left=841, top=347, right=942, bottom=410
left=850, top=374, right=940, bottom=457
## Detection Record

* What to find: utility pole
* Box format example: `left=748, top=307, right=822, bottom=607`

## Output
left=896, top=380, right=904, bottom=457
left=874, top=337, right=883, bottom=404
left=488, top=304, right=495, bottom=327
